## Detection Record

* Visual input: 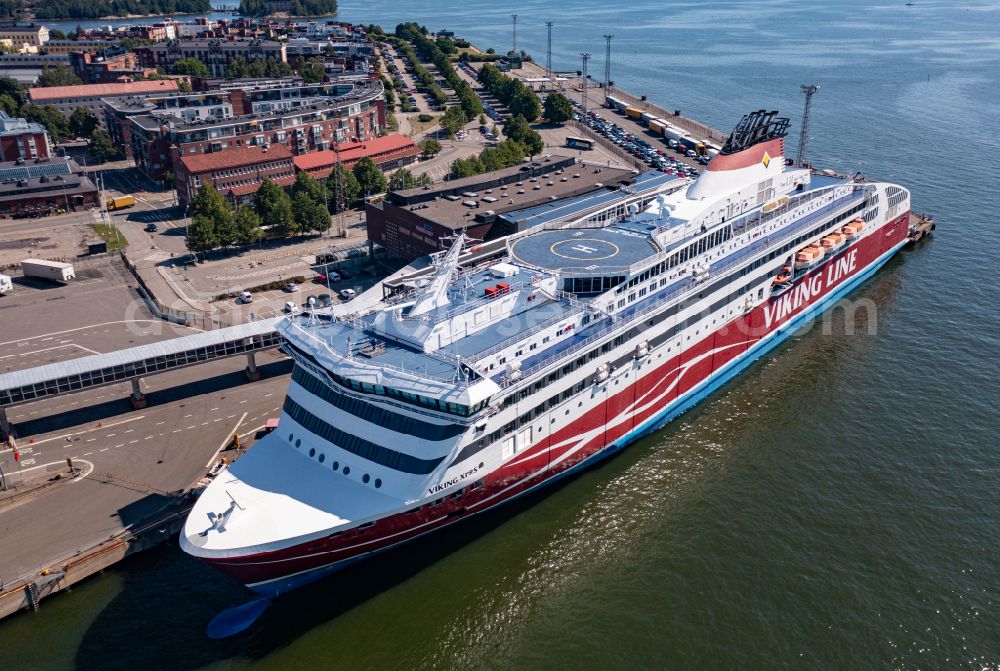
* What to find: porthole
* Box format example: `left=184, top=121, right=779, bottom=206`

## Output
left=363, top=473, right=370, bottom=483
left=343, top=466, right=351, bottom=475
left=288, top=433, right=294, bottom=442
left=318, top=453, right=326, bottom=463
left=308, top=447, right=315, bottom=457
left=332, top=461, right=339, bottom=470
left=295, top=438, right=301, bottom=447
left=374, top=478, right=382, bottom=488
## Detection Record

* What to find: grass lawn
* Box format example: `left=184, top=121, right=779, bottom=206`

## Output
left=408, top=114, right=440, bottom=136
left=91, top=223, right=128, bottom=251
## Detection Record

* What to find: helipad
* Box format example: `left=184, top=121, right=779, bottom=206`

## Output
left=509, top=227, right=660, bottom=274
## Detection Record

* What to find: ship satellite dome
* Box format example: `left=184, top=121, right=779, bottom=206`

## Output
left=628, top=203, right=640, bottom=215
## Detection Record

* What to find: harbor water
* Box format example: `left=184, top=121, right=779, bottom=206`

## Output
left=6, top=0, right=1000, bottom=668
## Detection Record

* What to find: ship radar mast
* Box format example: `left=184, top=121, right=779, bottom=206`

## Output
left=408, top=233, right=467, bottom=317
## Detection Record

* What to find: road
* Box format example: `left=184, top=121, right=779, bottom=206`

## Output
left=0, top=353, right=291, bottom=583
left=0, top=257, right=295, bottom=583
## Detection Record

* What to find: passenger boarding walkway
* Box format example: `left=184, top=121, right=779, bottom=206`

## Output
left=0, top=318, right=284, bottom=437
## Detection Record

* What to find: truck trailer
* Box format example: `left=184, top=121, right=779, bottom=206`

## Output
left=107, top=195, right=136, bottom=211
left=21, top=259, right=75, bottom=283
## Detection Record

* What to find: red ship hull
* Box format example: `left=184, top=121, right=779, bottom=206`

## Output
left=201, top=212, right=910, bottom=597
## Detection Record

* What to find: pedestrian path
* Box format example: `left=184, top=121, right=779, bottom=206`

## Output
left=138, top=250, right=172, bottom=264
left=205, top=260, right=308, bottom=282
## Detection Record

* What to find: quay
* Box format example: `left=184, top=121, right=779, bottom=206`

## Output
left=0, top=50, right=937, bottom=625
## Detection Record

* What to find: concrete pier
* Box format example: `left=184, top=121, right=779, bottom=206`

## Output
left=129, top=378, right=147, bottom=409
left=245, top=351, right=261, bottom=381
left=0, top=406, right=9, bottom=440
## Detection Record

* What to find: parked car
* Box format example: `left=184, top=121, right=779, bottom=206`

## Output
left=145, top=223, right=158, bottom=233
left=284, top=301, right=296, bottom=313
left=315, top=293, right=334, bottom=307
left=283, top=282, right=298, bottom=292
left=339, top=288, right=356, bottom=301
left=239, top=291, right=253, bottom=304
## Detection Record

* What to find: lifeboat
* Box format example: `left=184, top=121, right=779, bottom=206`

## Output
left=820, top=232, right=845, bottom=251
left=794, top=245, right=825, bottom=270
left=842, top=218, right=865, bottom=240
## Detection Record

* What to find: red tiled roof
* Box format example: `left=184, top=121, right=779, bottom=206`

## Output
left=292, top=134, right=420, bottom=171
left=178, top=144, right=294, bottom=175
left=28, top=79, right=179, bottom=102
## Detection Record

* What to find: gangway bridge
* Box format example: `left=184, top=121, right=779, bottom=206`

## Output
left=0, top=318, right=285, bottom=439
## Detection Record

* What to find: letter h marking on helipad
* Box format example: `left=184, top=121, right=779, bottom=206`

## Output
left=571, top=244, right=598, bottom=254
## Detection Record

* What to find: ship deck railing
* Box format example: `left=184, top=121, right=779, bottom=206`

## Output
left=507, top=187, right=870, bottom=386
left=285, top=318, right=475, bottom=387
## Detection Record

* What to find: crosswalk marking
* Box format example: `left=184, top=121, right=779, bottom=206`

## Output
left=140, top=251, right=171, bottom=263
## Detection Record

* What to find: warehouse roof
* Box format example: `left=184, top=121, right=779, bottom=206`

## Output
left=28, top=79, right=178, bottom=101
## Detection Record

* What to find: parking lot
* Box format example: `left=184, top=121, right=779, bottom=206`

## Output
left=570, top=100, right=706, bottom=179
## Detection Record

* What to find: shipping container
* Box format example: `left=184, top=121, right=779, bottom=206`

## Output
left=625, top=107, right=643, bottom=119
left=107, top=195, right=136, bottom=211
left=21, top=259, right=75, bottom=282
left=648, top=120, right=666, bottom=135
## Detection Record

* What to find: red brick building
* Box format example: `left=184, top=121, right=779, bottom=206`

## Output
left=292, top=134, right=421, bottom=180
left=0, top=112, right=52, bottom=161
left=175, top=144, right=295, bottom=209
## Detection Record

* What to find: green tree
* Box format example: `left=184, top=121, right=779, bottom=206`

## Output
left=543, top=92, right=573, bottom=124
left=88, top=130, right=118, bottom=162
left=0, top=94, right=20, bottom=116
left=324, top=163, right=360, bottom=212
left=388, top=168, right=416, bottom=191
left=48, top=29, right=66, bottom=39
left=36, top=66, right=81, bottom=87
left=21, top=104, right=70, bottom=142
left=509, top=89, right=541, bottom=122
left=0, top=78, right=24, bottom=106
left=448, top=155, right=484, bottom=179
left=187, top=214, right=219, bottom=257
left=293, top=191, right=331, bottom=234
left=171, top=58, right=210, bottom=78
left=503, top=114, right=543, bottom=156
left=293, top=170, right=327, bottom=206
left=233, top=204, right=263, bottom=247
left=254, top=178, right=295, bottom=236
left=352, top=157, right=387, bottom=197
left=188, top=183, right=234, bottom=248
left=439, top=105, right=467, bottom=138
left=297, top=57, right=325, bottom=83
left=69, top=107, right=97, bottom=138
left=419, top=138, right=442, bottom=156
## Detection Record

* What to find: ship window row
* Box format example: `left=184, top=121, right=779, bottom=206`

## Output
left=284, top=342, right=483, bottom=417
left=283, top=396, right=445, bottom=474
left=291, top=367, right=466, bottom=441
left=489, top=202, right=868, bottom=434
left=615, top=225, right=734, bottom=296
left=330, top=371, right=485, bottom=417
left=562, top=274, right=625, bottom=294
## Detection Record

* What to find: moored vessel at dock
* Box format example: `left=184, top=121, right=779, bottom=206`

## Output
left=181, top=109, right=912, bottom=597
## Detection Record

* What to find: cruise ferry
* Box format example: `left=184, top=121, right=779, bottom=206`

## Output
left=181, top=110, right=912, bottom=597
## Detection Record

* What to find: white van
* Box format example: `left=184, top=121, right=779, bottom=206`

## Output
left=0, top=273, right=12, bottom=295
left=239, top=291, right=253, bottom=304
